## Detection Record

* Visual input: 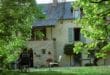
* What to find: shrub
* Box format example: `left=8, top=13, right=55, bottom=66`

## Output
left=64, top=44, right=74, bottom=55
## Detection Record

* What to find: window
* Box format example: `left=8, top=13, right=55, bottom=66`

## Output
left=42, top=49, right=46, bottom=54
left=73, top=9, right=81, bottom=19
left=74, top=28, right=80, bottom=41
left=31, top=28, right=47, bottom=40
left=68, top=28, right=81, bottom=43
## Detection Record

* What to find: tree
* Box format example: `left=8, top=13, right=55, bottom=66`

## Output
left=64, top=44, right=74, bottom=66
left=0, top=0, right=44, bottom=68
left=73, top=0, right=110, bottom=65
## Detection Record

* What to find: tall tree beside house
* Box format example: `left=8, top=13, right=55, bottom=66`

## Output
left=0, top=0, right=44, bottom=68
left=73, top=0, right=110, bottom=65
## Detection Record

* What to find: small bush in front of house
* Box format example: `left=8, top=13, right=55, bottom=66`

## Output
left=64, top=44, right=74, bottom=55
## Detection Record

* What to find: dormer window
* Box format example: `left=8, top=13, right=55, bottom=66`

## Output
left=72, top=7, right=81, bottom=19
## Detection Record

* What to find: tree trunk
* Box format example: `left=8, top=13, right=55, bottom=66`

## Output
left=70, top=55, right=72, bottom=66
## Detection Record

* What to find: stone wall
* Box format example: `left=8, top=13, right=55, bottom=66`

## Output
left=27, top=40, right=55, bottom=67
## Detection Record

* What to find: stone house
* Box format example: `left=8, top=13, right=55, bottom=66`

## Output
left=27, top=1, right=110, bottom=67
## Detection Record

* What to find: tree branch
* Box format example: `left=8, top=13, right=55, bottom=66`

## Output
left=90, top=0, right=109, bottom=3
left=97, top=8, right=110, bottom=17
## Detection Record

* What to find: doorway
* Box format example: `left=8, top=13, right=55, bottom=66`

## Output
left=28, top=48, right=33, bottom=67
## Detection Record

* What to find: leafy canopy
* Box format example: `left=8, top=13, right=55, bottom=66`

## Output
left=73, top=0, right=110, bottom=58
left=0, top=0, right=43, bottom=68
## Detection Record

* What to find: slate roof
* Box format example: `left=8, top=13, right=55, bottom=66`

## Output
left=33, top=2, right=80, bottom=27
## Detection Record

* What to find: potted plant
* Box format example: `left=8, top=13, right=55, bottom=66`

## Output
left=64, top=44, right=74, bottom=66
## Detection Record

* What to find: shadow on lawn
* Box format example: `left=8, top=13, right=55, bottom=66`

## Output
left=0, top=71, right=76, bottom=75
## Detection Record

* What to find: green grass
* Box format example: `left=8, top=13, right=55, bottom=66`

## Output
left=0, top=66, right=110, bottom=75
left=0, top=71, right=74, bottom=75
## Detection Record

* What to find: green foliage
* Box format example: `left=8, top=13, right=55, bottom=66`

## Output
left=0, top=0, right=44, bottom=68
left=73, top=0, right=110, bottom=58
left=35, top=30, right=45, bottom=40
left=74, top=41, right=85, bottom=54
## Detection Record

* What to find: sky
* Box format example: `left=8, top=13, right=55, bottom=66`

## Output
left=36, top=0, right=75, bottom=4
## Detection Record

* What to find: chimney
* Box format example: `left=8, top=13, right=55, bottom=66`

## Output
left=52, top=0, right=58, bottom=6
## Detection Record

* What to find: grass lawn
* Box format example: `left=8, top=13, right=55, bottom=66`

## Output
left=0, top=66, right=110, bottom=75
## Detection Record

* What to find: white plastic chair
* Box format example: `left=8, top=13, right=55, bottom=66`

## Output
left=49, top=55, right=62, bottom=68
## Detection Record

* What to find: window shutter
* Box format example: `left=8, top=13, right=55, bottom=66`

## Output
left=80, top=33, right=85, bottom=43
left=68, top=28, right=74, bottom=42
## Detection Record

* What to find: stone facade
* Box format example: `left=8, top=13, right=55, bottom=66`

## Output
left=27, top=20, right=110, bottom=67
left=27, top=40, right=55, bottom=67
left=27, top=20, right=86, bottom=67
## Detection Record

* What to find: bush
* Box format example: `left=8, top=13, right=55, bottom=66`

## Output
left=64, top=44, right=74, bottom=55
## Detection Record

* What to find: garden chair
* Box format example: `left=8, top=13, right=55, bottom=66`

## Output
left=49, top=55, right=62, bottom=68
